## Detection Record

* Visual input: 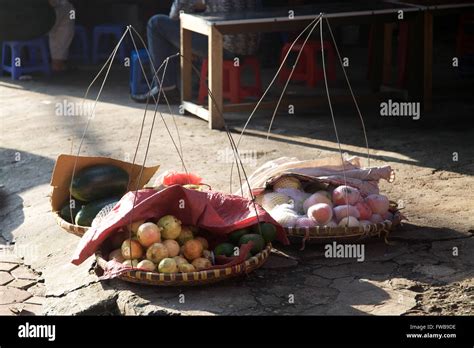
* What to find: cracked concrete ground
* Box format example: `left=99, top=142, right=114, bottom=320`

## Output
left=1, top=49, right=473, bottom=315
left=0, top=245, right=45, bottom=315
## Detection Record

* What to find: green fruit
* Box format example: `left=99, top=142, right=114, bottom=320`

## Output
left=260, top=223, right=277, bottom=243
left=228, top=228, right=250, bottom=245
left=75, top=197, right=120, bottom=227
left=251, top=222, right=277, bottom=243
left=251, top=222, right=265, bottom=234
left=59, top=199, right=84, bottom=223
left=238, top=234, right=265, bottom=255
left=214, top=243, right=235, bottom=257
left=158, top=258, right=178, bottom=273
left=71, top=164, right=129, bottom=202
left=157, top=215, right=182, bottom=240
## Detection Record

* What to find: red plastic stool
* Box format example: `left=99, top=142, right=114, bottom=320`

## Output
left=198, top=56, right=262, bottom=104
left=456, top=13, right=474, bottom=56
left=278, top=40, right=336, bottom=87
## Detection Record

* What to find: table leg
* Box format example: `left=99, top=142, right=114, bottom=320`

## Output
left=370, top=22, right=394, bottom=90
left=369, top=22, right=384, bottom=91
left=423, top=11, right=433, bottom=112
left=180, top=25, right=192, bottom=104
left=407, top=11, right=433, bottom=111
left=208, top=26, right=224, bottom=130
left=383, top=23, right=395, bottom=85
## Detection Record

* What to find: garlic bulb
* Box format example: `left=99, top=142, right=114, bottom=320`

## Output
left=275, top=188, right=310, bottom=214
left=272, top=176, right=302, bottom=191
left=261, top=192, right=290, bottom=211
left=270, top=204, right=299, bottom=227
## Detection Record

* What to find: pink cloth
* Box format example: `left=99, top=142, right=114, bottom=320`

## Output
left=72, top=185, right=287, bottom=267
left=239, top=155, right=394, bottom=196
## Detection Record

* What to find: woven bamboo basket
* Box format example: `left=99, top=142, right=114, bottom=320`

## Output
left=285, top=202, right=402, bottom=246
left=50, top=154, right=159, bottom=237
left=54, top=211, right=89, bottom=237
left=95, top=243, right=272, bottom=286
left=261, top=173, right=402, bottom=245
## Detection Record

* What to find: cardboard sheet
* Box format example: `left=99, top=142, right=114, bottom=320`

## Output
left=50, top=154, right=159, bottom=212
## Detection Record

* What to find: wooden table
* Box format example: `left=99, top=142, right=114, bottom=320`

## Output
left=180, top=1, right=474, bottom=129
left=387, top=1, right=474, bottom=112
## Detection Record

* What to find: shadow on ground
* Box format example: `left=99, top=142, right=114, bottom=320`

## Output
left=98, top=264, right=388, bottom=315
left=0, top=148, right=55, bottom=242
left=1, top=47, right=472, bottom=177
left=94, top=222, right=472, bottom=316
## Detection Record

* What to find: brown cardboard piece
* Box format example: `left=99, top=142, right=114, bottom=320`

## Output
left=50, top=154, right=159, bottom=212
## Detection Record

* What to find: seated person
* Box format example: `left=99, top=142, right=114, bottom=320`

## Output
left=0, top=0, right=74, bottom=74
left=132, top=0, right=261, bottom=103
left=48, top=0, right=75, bottom=73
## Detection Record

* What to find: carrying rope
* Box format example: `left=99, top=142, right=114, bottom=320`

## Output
left=230, top=14, right=374, bottom=229
left=325, top=17, right=370, bottom=167
left=69, top=12, right=375, bottom=233
left=127, top=26, right=187, bottom=174
left=229, top=13, right=323, bottom=194
left=68, top=26, right=131, bottom=222
left=266, top=15, right=322, bottom=139
left=318, top=15, right=350, bottom=221
left=69, top=24, right=262, bottom=231
left=127, top=56, right=171, bottom=233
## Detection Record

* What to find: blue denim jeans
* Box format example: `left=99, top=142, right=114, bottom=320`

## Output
left=147, top=14, right=209, bottom=89
left=147, top=14, right=236, bottom=90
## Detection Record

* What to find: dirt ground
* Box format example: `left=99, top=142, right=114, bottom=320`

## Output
left=1, top=45, right=473, bottom=315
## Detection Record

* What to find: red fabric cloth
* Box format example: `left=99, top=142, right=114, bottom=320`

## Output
left=72, top=185, right=288, bottom=266
left=161, top=171, right=203, bottom=186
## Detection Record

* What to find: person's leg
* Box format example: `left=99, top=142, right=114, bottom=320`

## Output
left=132, top=14, right=181, bottom=102
left=147, top=14, right=179, bottom=90
left=148, top=15, right=213, bottom=81
left=49, top=0, right=75, bottom=72
left=133, top=14, right=228, bottom=103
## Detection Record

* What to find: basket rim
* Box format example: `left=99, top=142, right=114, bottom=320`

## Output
left=285, top=221, right=393, bottom=238
left=95, top=243, right=272, bottom=286
left=283, top=199, right=402, bottom=239
left=53, top=211, right=89, bottom=237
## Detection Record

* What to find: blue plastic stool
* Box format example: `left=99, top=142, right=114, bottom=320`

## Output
left=92, top=24, right=127, bottom=64
left=130, top=49, right=153, bottom=95
left=1, top=37, right=51, bottom=80
left=69, top=25, right=89, bottom=64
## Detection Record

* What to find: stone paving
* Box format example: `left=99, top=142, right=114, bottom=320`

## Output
left=1, top=55, right=473, bottom=315
left=0, top=245, right=45, bottom=315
